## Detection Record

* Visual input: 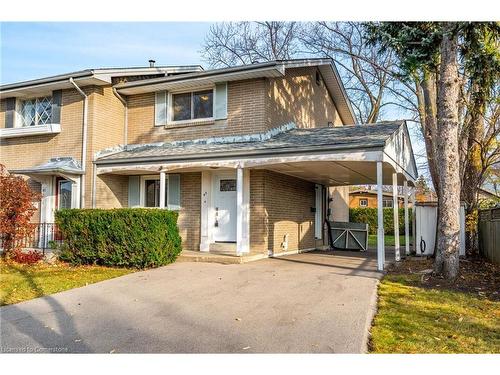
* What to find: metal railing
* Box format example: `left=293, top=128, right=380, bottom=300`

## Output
left=0, top=223, right=62, bottom=255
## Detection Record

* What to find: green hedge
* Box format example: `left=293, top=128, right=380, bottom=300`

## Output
left=349, top=207, right=412, bottom=235
left=55, top=208, right=182, bottom=268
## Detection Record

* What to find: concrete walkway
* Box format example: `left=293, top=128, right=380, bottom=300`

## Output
left=0, top=250, right=382, bottom=353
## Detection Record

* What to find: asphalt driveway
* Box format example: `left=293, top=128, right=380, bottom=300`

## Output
left=0, top=250, right=382, bottom=353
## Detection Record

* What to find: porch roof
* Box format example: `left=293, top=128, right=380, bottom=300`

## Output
left=95, top=121, right=418, bottom=185
left=10, top=157, right=84, bottom=176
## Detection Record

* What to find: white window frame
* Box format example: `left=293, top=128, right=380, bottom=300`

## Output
left=167, top=86, right=214, bottom=125
left=359, top=198, right=368, bottom=207
left=383, top=199, right=394, bottom=208
left=154, top=91, right=167, bottom=127
left=18, top=96, right=53, bottom=128
left=139, top=174, right=180, bottom=210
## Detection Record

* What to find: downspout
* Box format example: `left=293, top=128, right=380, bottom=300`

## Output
left=113, top=87, right=128, bottom=145
left=69, top=78, right=88, bottom=208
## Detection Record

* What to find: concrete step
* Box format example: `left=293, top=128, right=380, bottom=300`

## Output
left=209, top=242, right=237, bottom=255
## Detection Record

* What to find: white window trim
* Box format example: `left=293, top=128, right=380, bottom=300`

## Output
left=383, top=199, right=394, bottom=208
left=359, top=198, right=368, bottom=207
left=167, top=87, right=214, bottom=125
left=154, top=91, right=167, bottom=127
left=139, top=174, right=180, bottom=210
left=0, top=123, right=61, bottom=139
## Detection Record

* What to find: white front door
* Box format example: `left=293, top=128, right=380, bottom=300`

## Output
left=213, top=173, right=237, bottom=242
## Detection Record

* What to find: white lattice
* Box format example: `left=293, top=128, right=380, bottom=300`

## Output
left=22, top=99, right=36, bottom=127
left=21, top=96, right=52, bottom=127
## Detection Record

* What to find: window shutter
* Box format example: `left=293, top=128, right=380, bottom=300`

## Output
left=155, top=91, right=168, bottom=126
left=52, top=90, right=62, bottom=124
left=167, top=174, right=181, bottom=210
left=5, top=98, right=16, bottom=128
left=128, top=176, right=141, bottom=207
left=214, top=82, right=227, bottom=120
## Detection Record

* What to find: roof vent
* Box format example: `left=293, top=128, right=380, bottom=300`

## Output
left=149, top=59, right=156, bottom=68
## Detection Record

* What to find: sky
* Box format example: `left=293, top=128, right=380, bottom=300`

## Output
left=0, top=22, right=212, bottom=84
left=0, top=22, right=427, bottom=176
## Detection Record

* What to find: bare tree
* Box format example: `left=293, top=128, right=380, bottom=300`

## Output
left=201, top=22, right=301, bottom=67
left=300, top=22, right=417, bottom=124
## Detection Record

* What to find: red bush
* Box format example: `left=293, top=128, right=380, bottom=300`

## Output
left=0, top=164, right=41, bottom=257
left=11, top=249, right=44, bottom=264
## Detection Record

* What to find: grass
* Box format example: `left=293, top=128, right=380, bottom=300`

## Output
left=370, top=273, right=500, bottom=353
left=0, top=260, right=134, bottom=306
left=368, top=234, right=406, bottom=247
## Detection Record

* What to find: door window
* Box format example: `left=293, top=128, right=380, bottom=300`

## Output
left=58, top=180, right=72, bottom=209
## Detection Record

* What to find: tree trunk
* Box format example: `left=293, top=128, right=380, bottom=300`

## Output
left=461, top=84, right=486, bottom=256
left=416, top=71, right=441, bottom=259
left=434, top=24, right=461, bottom=280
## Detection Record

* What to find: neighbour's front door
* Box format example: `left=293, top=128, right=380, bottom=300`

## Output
left=213, top=174, right=237, bottom=242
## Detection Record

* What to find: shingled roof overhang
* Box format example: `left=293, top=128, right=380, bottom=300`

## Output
left=95, top=121, right=418, bottom=186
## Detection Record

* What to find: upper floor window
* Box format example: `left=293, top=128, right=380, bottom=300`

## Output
left=383, top=199, right=393, bottom=208
left=20, top=96, right=52, bottom=127
left=172, top=89, right=213, bottom=122
left=154, top=83, right=226, bottom=127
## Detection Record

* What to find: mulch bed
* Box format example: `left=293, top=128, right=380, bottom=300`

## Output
left=386, top=256, right=500, bottom=301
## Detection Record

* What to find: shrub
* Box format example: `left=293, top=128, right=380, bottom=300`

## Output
left=0, top=164, right=41, bottom=257
left=11, top=249, right=44, bottom=264
left=55, top=208, right=182, bottom=268
left=349, top=207, right=412, bottom=235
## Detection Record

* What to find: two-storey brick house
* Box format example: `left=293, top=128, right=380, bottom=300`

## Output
left=0, top=59, right=418, bottom=270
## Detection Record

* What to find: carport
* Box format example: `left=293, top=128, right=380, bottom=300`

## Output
left=95, top=121, right=418, bottom=271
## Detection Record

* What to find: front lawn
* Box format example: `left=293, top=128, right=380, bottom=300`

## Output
left=0, top=260, right=134, bottom=306
left=370, top=258, right=500, bottom=353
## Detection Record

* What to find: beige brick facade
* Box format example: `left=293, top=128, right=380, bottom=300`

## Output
left=1, top=65, right=345, bottom=255
left=267, top=67, right=343, bottom=130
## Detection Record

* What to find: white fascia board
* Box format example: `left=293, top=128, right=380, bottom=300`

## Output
left=116, top=65, right=285, bottom=95
left=96, top=149, right=385, bottom=175
left=0, top=76, right=109, bottom=98
left=383, top=122, right=418, bottom=181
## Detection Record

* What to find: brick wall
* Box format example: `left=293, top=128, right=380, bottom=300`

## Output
left=263, top=170, right=316, bottom=254
left=266, top=66, right=343, bottom=130
left=0, top=88, right=86, bottom=170
left=95, top=174, right=128, bottom=209
left=249, top=170, right=268, bottom=254
left=177, top=172, right=201, bottom=252
left=85, top=86, right=126, bottom=207
left=1, top=85, right=127, bottom=209
left=126, top=79, right=268, bottom=144
left=248, top=170, right=316, bottom=255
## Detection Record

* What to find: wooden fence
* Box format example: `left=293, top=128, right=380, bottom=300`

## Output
left=478, top=207, right=500, bottom=265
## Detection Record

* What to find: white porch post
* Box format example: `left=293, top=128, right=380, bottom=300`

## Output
left=159, top=171, right=166, bottom=209
left=392, top=173, right=400, bottom=261
left=236, top=166, right=250, bottom=255
left=377, top=161, right=385, bottom=271
left=404, top=180, right=410, bottom=256
left=410, top=188, right=416, bottom=254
